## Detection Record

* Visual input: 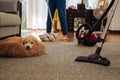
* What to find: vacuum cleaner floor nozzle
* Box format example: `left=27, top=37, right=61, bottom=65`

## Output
left=75, top=56, right=110, bottom=66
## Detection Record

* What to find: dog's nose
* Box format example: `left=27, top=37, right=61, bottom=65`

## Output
left=26, top=46, right=30, bottom=50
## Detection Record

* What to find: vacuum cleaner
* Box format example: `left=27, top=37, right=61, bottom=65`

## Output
left=75, top=0, right=118, bottom=66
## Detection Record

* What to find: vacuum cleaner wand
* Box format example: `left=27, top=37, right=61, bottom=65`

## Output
left=75, top=0, right=117, bottom=66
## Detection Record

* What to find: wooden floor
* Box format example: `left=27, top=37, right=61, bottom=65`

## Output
left=105, top=31, right=120, bottom=43
left=21, top=30, right=120, bottom=43
left=67, top=31, right=120, bottom=43
left=54, top=29, right=120, bottom=43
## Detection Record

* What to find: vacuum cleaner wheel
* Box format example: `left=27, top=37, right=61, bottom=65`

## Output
left=76, top=23, right=91, bottom=40
left=76, top=23, right=97, bottom=46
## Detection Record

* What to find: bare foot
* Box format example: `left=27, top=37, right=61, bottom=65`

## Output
left=58, top=35, right=68, bottom=41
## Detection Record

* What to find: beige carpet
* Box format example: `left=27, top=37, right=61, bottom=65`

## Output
left=0, top=42, right=120, bottom=80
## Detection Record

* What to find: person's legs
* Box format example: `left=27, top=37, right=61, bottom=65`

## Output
left=56, top=0, right=68, bottom=41
left=46, top=0, right=56, bottom=33
left=56, top=0, right=68, bottom=36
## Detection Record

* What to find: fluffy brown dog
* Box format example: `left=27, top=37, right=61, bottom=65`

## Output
left=3, top=36, right=23, bottom=43
left=0, top=35, right=45, bottom=57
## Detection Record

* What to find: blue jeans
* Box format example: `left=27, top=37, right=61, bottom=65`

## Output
left=46, top=0, right=67, bottom=35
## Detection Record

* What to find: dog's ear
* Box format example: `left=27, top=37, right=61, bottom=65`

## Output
left=22, top=38, right=26, bottom=45
left=35, top=39, right=40, bottom=45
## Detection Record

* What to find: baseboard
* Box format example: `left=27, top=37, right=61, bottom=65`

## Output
left=108, top=30, right=120, bottom=34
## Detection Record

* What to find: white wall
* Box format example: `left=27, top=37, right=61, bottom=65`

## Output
left=109, top=0, right=120, bottom=31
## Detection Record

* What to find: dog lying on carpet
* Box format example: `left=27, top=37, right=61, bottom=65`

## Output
left=0, top=35, right=45, bottom=57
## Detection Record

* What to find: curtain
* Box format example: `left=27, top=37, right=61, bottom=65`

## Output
left=26, top=0, right=47, bottom=29
left=66, top=0, right=81, bottom=9
left=85, top=0, right=98, bottom=9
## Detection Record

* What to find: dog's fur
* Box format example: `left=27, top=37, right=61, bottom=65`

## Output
left=3, top=36, right=23, bottom=43
left=0, top=35, right=45, bottom=57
